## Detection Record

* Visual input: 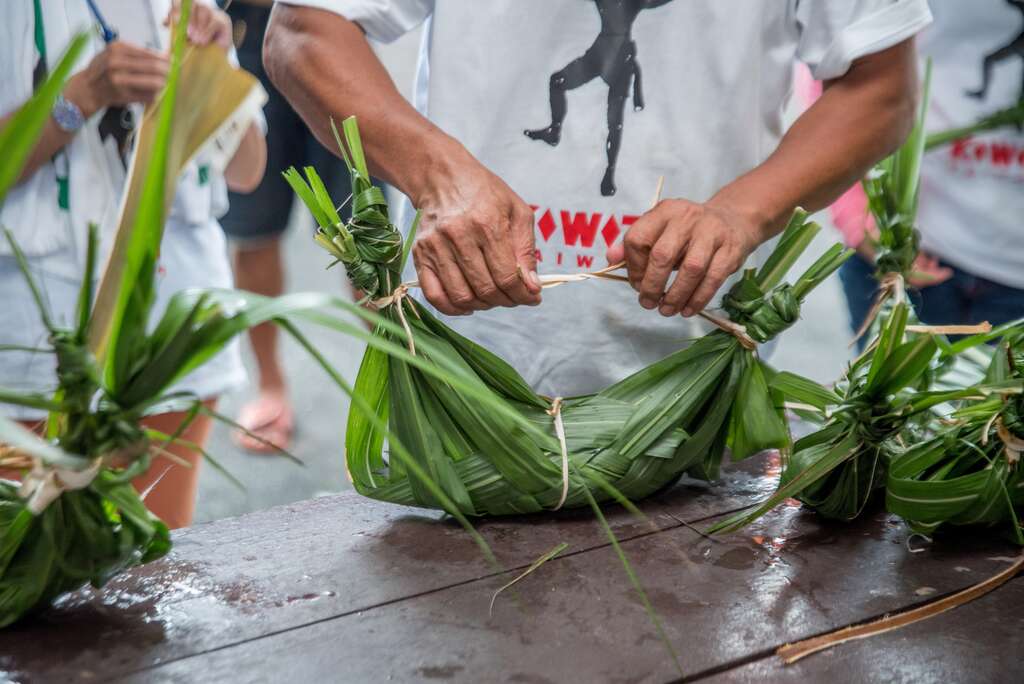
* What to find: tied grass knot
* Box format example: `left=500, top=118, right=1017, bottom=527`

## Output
left=722, top=283, right=800, bottom=343
left=874, top=222, right=920, bottom=281
left=343, top=184, right=403, bottom=300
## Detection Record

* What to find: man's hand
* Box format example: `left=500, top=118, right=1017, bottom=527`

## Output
left=412, top=157, right=542, bottom=315
left=607, top=198, right=766, bottom=317
left=166, top=0, right=234, bottom=51
left=63, top=42, right=170, bottom=117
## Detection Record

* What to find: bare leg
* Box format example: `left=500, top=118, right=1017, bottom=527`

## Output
left=602, top=93, right=629, bottom=197
left=232, top=239, right=293, bottom=452
left=135, top=400, right=217, bottom=530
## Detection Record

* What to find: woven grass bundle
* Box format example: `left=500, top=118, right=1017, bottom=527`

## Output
left=0, top=3, right=426, bottom=628
left=285, top=117, right=852, bottom=517
left=713, top=64, right=1023, bottom=534
left=887, top=329, right=1024, bottom=543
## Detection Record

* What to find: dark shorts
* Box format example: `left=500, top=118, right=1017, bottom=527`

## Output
left=221, top=5, right=353, bottom=244
left=839, top=252, right=1024, bottom=347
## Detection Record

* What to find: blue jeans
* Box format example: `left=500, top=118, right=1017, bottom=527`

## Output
left=839, top=254, right=1024, bottom=340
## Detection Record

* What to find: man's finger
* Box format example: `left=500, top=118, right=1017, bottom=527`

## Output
left=660, top=234, right=715, bottom=316
left=509, top=204, right=542, bottom=298
left=417, top=266, right=468, bottom=316
left=606, top=240, right=624, bottom=265
left=442, top=223, right=512, bottom=307
left=637, top=220, right=691, bottom=309
left=459, top=241, right=515, bottom=308
left=679, top=247, right=735, bottom=317
left=479, top=211, right=540, bottom=306
left=429, top=238, right=495, bottom=310
left=621, top=210, right=666, bottom=292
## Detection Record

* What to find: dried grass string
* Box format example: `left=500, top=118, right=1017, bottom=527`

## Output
left=546, top=397, right=570, bottom=510
left=776, top=551, right=1024, bottom=664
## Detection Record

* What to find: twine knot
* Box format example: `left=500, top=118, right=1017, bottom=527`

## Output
left=372, top=284, right=416, bottom=355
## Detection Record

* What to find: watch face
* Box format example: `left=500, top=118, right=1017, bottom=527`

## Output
left=53, top=96, right=85, bottom=133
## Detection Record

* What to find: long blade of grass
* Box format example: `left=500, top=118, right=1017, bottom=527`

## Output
left=0, top=33, right=89, bottom=199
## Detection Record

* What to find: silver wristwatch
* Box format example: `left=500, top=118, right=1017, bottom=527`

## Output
left=52, top=95, right=86, bottom=133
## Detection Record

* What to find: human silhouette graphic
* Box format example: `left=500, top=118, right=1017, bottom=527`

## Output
left=966, top=0, right=1024, bottom=101
left=524, top=0, right=676, bottom=197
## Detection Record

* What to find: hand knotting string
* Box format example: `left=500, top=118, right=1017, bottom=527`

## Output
left=379, top=264, right=763, bottom=352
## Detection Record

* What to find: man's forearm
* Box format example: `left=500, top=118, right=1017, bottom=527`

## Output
left=263, top=5, right=464, bottom=205
left=711, top=39, right=919, bottom=241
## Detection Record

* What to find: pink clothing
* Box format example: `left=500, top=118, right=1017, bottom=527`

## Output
left=795, top=66, right=876, bottom=247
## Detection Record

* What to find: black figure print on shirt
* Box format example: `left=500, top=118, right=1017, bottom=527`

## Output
left=524, top=0, right=676, bottom=197
left=966, top=0, right=1024, bottom=102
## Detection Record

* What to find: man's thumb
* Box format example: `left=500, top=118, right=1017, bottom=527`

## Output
left=606, top=241, right=624, bottom=265
left=512, top=211, right=541, bottom=292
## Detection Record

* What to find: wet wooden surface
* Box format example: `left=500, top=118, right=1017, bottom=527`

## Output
left=0, top=452, right=1019, bottom=683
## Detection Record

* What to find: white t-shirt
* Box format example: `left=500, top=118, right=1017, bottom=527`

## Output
left=284, top=0, right=931, bottom=395
left=916, top=0, right=1024, bottom=288
left=0, top=0, right=249, bottom=414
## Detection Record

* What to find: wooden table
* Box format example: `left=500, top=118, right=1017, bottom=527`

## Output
left=1, top=452, right=1020, bottom=683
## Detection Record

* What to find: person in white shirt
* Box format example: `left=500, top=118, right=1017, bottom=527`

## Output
left=264, top=1, right=932, bottom=397
left=0, top=0, right=266, bottom=528
left=830, top=0, right=1024, bottom=337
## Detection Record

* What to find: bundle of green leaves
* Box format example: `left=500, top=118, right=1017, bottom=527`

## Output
left=887, top=329, right=1024, bottom=544
left=712, top=63, right=1024, bottom=536
left=286, top=117, right=852, bottom=517
left=711, top=303, right=1022, bottom=533
left=0, top=1, right=485, bottom=628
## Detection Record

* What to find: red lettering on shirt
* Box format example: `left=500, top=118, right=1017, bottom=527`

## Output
left=576, top=254, right=595, bottom=269
left=560, top=211, right=602, bottom=248
left=950, top=138, right=971, bottom=161
left=991, top=142, right=1014, bottom=166
left=601, top=216, right=620, bottom=246
left=537, top=209, right=557, bottom=241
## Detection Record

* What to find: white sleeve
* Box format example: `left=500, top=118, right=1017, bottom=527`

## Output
left=791, top=0, right=932, bottom=81
left=276, top=0, right=434, bottom=43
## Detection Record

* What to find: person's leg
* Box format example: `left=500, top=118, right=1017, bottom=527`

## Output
left=221, top=18, right=303, bottom=452
left=837, top=254, right=879, bottom=344
left=913, top=265, right=971, bottom=327
left=231, top=240, right=287, bottom=400
left=960, top=271, right=1024, bottom=329
left=134, top=399, right=217, bottom=530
